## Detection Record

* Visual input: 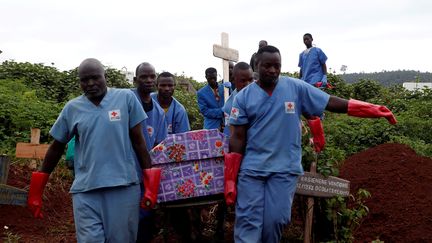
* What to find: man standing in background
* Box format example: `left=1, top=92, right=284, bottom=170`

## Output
left=298, top=33, right=329, bottom=88
left=197, top=67, right=225, bottom=131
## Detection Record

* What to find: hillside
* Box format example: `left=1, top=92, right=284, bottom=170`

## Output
left=340, top=70, right=432, bottom=86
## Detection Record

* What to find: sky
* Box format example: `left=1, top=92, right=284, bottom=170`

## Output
left=1, top=0, right=432, bottom=82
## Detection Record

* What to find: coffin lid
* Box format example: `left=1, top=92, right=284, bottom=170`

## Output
left=150, top=129, right=228, bottom=165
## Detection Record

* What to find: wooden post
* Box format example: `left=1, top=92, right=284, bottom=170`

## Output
left=213, top=32, right=239, bottom=102
left=304, top=158, right=317, bottom=243
left=30, top=128, right=40, bottom=169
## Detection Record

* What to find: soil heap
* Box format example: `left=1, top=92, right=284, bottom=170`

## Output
left=339, top=143, right=432, bottom=242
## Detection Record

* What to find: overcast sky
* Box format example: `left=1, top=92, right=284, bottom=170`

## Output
left=1, top=0, right=431, bottom=82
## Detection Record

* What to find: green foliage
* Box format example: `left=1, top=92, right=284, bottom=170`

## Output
left=325, top=189, right=371, bottom=242
left=326, top=74, right=352, bottom=99
left=105, top=67, right=132, bottom=88
left=2, top=230, right=22, bottom=243
left=0, top=79, right=61, bottom=154
left=0, top=61, right=75, bottom=102
left=174, top=87, right=203, bottom=130
left=350, top=79, right=382, bottom=101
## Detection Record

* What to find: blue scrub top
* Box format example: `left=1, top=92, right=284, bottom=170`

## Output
left=197, top=84, right=225, bottom=129
left=131, top=89, right=168, bottom=150
left=298, top=47, right=327, bottom=85
left=222, top=89, right=238, bottom=137
left=50, top=88, right=147, bottom=193
left=151, top=93, right=190, bottom=134
left=229, top=76, right=330, bottom=174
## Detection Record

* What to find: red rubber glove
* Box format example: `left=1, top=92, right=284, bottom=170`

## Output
left=141, top=168, right=161, bottom=210
left=224, top=152, right=242, bottom=206
left=348, top=99, right=397, bottom=125
left=307, top=117, right=325, bottom=153
left=27, top=172, right=49, bottom=219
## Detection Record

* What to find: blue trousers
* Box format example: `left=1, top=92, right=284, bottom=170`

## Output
left=72, top=184, right=140, bottom=243
left=234, top=170, right=298, bottom=243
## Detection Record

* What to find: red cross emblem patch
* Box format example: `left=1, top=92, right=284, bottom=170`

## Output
left=147, top=125, right=154, bottom=137
left=230, top=107, right=239, bottom=120
left=109, top=109, right=121, bottom=121
left=285, top=102, right=295, bottom=114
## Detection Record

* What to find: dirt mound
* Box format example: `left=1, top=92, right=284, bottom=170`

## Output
left=0, top=163, right=75, bottom=242
left=339, top=143, right=432, bottom=242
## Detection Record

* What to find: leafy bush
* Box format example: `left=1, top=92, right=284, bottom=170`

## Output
left=0, top=79, right=61, bottom=153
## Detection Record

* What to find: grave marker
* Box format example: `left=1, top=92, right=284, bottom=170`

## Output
left=15, top=128, right=49, bottom=168
left=296, top=172, right=350, bottom=197
left=213, top=32, right=239, bottom=102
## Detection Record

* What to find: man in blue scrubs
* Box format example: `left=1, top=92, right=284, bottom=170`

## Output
left=27, top=58, right=155, bottom=243
left=151, top=72, right=190, bottom=134
left=226, top=46, right=397, bottom=242
left=197, top=67, right=225, bottom=131
left=132, top=62, right=168, bottom=243
left=298, top=33, right=329, bottom=88
left=222, top=62, right=253, bottom=137
left=132, top=62, right=167, bottom=150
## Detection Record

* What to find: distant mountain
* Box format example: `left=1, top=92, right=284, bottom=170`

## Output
left=340, top=70, right=432, bottom=86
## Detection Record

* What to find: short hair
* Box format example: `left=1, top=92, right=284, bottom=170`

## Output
left=233, top=62, right=251, bottom=73
left=157, top=71, right=176, bottom=84
left=135, top=62, right=153, bottom=75
left=256, top=45, right=280, bottom=63
left=303, top=33, right=313, bottom=39
left=205, top=67, right=217, bottom=76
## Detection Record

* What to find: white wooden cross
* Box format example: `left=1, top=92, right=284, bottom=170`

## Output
left=213, top=32, right=239, bottom=102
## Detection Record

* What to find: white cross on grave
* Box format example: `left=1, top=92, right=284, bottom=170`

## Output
left=213, top=32, right=239, bottom=102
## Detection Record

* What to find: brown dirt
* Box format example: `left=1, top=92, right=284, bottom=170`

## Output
left=2, top=143, right=431, bottom=242
left=0, top=162, right=75, bottom=242
left=339, top=143, right=432, bottom=242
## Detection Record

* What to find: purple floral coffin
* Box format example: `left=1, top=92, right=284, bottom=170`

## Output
left=150, top=129, right=228, bottom=203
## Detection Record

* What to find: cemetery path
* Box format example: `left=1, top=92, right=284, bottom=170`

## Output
left=340, top=143, right=432, bottom=242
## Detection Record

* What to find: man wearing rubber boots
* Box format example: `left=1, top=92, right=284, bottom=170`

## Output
left=224, top=45, right=397, bottom=243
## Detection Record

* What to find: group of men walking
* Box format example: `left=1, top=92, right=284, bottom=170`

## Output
left=27, top=34, right=397, bottom=243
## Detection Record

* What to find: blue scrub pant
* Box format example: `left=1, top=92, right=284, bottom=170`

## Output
left=234, top=170, right=298, bottom=243
left=72, top=184, right=140, bottom=243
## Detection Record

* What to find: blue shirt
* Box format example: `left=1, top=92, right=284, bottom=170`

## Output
left=197, top=84, right=225, bottom=129
left=151, top=93, right=190, bottom=134
left=222, top=89, right=238, bottom=137
left=131, top=89, right=168, bottom=150
left=50, top=88, right=147, bottom=193
left=298, top=47, right=327, bottom=85
left=229, top=77, right=330, bottom=174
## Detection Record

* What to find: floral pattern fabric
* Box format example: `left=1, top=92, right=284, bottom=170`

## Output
left=150, top=129, right=228, bottom=203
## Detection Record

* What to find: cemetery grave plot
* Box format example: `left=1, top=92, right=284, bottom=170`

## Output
left=340, top=143, right=432, bottom=242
